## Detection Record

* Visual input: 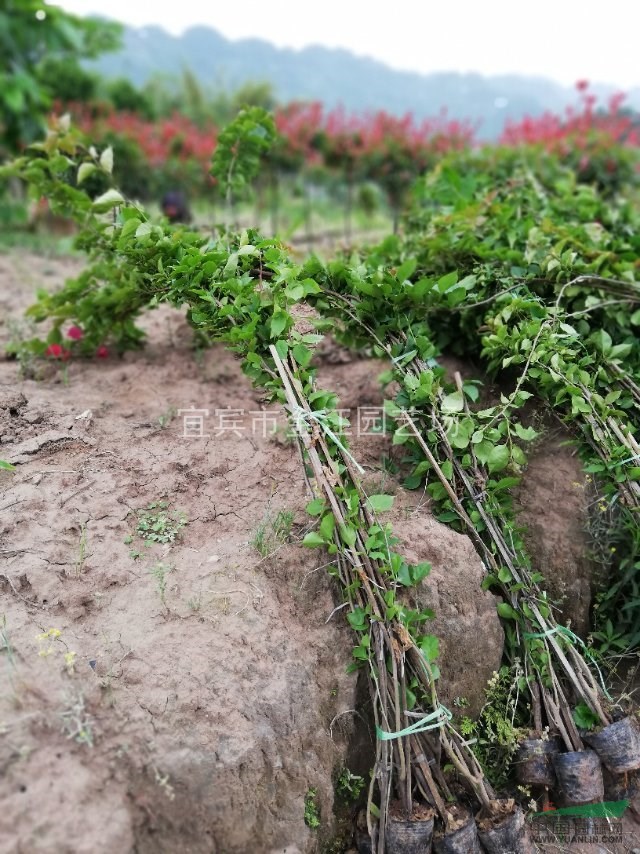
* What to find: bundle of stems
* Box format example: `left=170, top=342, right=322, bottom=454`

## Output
left=269, top=344, right=496, bottom=850
left=317, top=289, right=613, bottom=751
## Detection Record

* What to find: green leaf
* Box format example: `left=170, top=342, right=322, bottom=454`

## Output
left=367, top=494, right=395, bottom=513
left=92, top=188, right=124, bottom=211
left=609, top=343, right=632, bottom=361
left=441, top=391, right=464, bottom=413
left=99, top=146, right=114, bottom=174
left=487, top=444, right=510, bottom=473
left=514, top=424, right=538, bottom=442
left=238, top=244, right=257, bottom=256
left=302, top=532, right=325, bottom=548
left=223, top=252, right=239, bottom=278
left=77, top=162, right=96, bottom=184
left=270, top=311, right=288, bottom=339
left=274, top=339, right=288, bottom=360
left=339, top=525, right=358, bottom=547
left=305, top=498, right=325, bottom=516
left=498, top=566, right=512, bottom=583
left=319, top=513, right=336, bottom=541
left=135, top=222, right=152, bottom=238
left=511, top=446, right=527, bottom=466
left=463, top=382, right=480, bottom=403
left=419, top=634, right=439, bottom=661
left=292, top=343, right=312, bottom=367
left=593, top=329, right=612, bottom=356
left=437, top=271, right=458, bottom=292
left=396, top=258, right=417, bottom=281
left=412, top=562, right=431, bottom=583
left=347, top=607, right=368, bottom=632
left=497, top=602, right=519, bottom=621
left=285, top=283, right=305, bottom=301
left=0, top=460, right=16, bottom=471
left=573, top=702, right=600, bottom=730
left=396, top=562, right=412, bottom=586
left=447, top=287, right=467, bottom=307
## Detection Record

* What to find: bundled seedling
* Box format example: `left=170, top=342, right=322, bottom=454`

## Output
left=311, top=279, right=621, bottom=808
left=304, top=149, right=640, bottom=808
left=269, top=344, right=509, bottom=850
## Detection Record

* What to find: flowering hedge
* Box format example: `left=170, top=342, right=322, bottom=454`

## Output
left=501, top=81, right=640, bottom=191
left=52, top=81, right=640, bottom=213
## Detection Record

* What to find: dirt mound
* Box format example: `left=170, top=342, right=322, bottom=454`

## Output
left=516, top=421, right=595, bottom=637
left=395, top=515, right=505, bottom=718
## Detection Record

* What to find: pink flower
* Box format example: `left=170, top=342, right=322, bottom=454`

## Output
left=45, top=343, right=71, bottom=361
left=576, top=79, right=589, bottom=92
left=66, top=325, right=84, bottom=340
left=96, top=345, right=109, bottom=359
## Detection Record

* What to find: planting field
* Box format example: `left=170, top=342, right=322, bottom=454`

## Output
left=3, top=12, right=640, bottom=847
left=2, top=234, right=640, bottom=852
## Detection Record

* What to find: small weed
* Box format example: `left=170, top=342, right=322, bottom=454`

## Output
left=380, top=455, right=399, bottom=476
left=133, top=501, right=187, bottom=546
left=335, top=767, right=365, bottom=802
left=1, top=615, right=16, bottom=672
left=460, top=663, right=527, bottom=790
left=35, top=627, right=79, bottom=677
left=252, top=509, right=295, bottom=557
left=149, top=562, right=173, bottom=604
left=36, top=627, right=62, bottom=658
left=74, top=523, right=88, bottom=576
left=60, top=693, right=94, bottom=747
left=157, top=406, right=177, bottom=429
left=187, top=592, right=202, bottom=612
left=153, top=766, right=176, bottom=800
left=304, top=787, right=321, bottom=829
left=590, top=618, right=628, bottom=656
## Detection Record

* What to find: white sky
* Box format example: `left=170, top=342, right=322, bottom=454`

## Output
left=53, top=0, right=640, bottom=89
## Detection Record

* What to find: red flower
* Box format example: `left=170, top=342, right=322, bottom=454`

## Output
left=66, top=325, right=84, bottom=340
left=44, top=343, right=71, bottom=360
left=576, top=79, right=589, bottom=92
left=96, top=345, right=109, bottom=359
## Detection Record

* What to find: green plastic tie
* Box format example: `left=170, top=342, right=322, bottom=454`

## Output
left=376, top=705, right=452, bottom=741
left=289, top=405, right=365, bottom=475
left=523, top=624, right=613, bottom=702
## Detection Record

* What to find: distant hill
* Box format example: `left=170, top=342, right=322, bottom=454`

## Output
left=90, top=23, right=640, bottom=139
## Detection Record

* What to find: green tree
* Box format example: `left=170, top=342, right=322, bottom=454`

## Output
left=104, top=77, right=156, bottom=120
left=0, top=0, right=121, bottom=155
left=37, top=57, right=99, bottom=105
